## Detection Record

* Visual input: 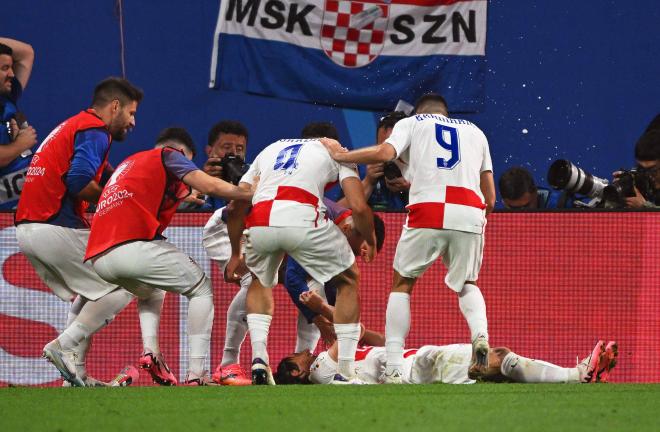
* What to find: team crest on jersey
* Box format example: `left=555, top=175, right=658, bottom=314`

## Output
left=321, top=0, right=390, bottom=68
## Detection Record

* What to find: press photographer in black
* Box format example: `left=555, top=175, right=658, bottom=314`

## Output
left=608, top=130, right=660, bottom=209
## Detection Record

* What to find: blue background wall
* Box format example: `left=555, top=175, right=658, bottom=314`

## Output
left=3, top=1, right=659, bottom=205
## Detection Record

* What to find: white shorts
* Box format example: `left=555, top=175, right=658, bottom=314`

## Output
left=201, top=207, right=231, bottom=268
left=245, top=222, right=355, bottom=288
left=405, top=344, right=474, bottom=385
left=15, top=223, right=118, bottom=301
left=91, top=240, right=207, bottom=297
left=393, top=227, right=484, bottom=292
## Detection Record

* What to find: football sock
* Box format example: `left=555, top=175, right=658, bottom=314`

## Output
left=247, top=313, right=272, bottom=364
left=334, top=323, right=361, bottom=377
left=385, top=292, right=410, bottom=374
left=295, top=312, right=320, bottom=353
left=221, top=273, right=250, bottom=367
left=66, top=296, right=90, bottom=379
left=59, top=289, right=133, bottom=350
left=501, top=352, right=577, bottom=383
left=458, top=284, right=489, bottom=342
left=66, top=296, right=86, bottom=327
left=186, top=278, right=214, bottom=378
left=138, top=289, right=166, bottom=355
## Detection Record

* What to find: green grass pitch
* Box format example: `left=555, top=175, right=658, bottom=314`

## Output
left=2, top=384, right=658, bottom=432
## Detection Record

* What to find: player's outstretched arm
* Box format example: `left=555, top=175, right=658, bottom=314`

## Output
left=182, top=170, right=252, bottom=202
left=480, top=170, right=496, bottom=214
left=320, top=138, right=397, bottom=165
left=341, top=176, right=376, bottom=262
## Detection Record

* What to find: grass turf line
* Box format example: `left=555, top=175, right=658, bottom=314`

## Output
left=2, top=384, right=658, bottom=432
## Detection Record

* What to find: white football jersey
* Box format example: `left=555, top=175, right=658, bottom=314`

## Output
left=241, top=139, right=358, bottom=228
left=309, top=344, right=474, bottom=385
left=386, top=114, right=493, bottom=234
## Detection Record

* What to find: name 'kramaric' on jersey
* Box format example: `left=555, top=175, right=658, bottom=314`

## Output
left=241, top=139, right=358, bottom=228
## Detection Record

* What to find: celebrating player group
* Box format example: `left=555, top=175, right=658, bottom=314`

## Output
left=16, top=83, right=617, bottom=386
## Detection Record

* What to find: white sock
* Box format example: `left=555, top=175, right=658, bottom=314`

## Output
left=59, top=289, right=133, bottom=350
left=186, top=287, right=214, bottom=378
left=247, top=313, right=272, bottom=364
left=66, top=296, right=86, bottom=326
left=385, top=292, right=410, bottom=374
left=138, top=289, right=166, bottom=355
left=334, top=323, right=361, bottom=377
left=458, top=284, right=489, bottom=341
left=295, top=312, right=320, bottom=353
left=501, top=352, right=578, bottom=383
left=58, top=321, right=91, bottom=351
left=221, top=274, right=250, bottom=366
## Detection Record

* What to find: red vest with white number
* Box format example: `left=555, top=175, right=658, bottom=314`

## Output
left=85, top=148, right=189, bottom=260
left=15, top=110, right=110, bottom=226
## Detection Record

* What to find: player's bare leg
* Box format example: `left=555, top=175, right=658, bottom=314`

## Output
left=246, top=276, right=275, bottom=385
left=329, top=263, right=361, bottom=380
left=383, top=271, right=415, bottom=383
left=459, top=281, right=489, bottom=370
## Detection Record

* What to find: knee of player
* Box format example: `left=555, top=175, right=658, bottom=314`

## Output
left=183, top=276, right=214, bottom=299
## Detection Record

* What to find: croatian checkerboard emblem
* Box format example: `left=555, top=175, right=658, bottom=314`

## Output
left=321, top=0, right=390, bottom=68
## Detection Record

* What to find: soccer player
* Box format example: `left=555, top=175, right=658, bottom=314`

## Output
left=226, top=134, right=377, bottom=385
left=276, top=339, right=618, bottom=386
left=204, top=197, right=385, bottom=385
left=81, top=144, right=251, bottom=385
left=14, top=77, right=166, bottom=386
left=322, top=93, right=496, bottom=383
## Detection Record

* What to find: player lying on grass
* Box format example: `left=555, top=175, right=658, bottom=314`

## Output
left=276, top=291, right=618, bottom=385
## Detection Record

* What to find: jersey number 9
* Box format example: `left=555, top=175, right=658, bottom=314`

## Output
left=435, top=124, right=460, bottom=170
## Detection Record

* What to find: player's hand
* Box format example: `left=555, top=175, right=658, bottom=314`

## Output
left=624, top=187, right=647, bottom=208
left=225, top=254, right=247, bottom=283
left=11, top=119, right=37, bottom=150
left=365, top=163, right=384, bottom=184
left=203, top=157, right=223, bottom=178
left=312, top=315, right=336, bottom=346
left=183, top=189, right=205, bottom=206
left=319, top=137, right=348, bottom=160
left=360, top=237, right=377, bottom=263
left=299, top=289, right=325, bottom=313
left=384, top=176, right=410, bottom=193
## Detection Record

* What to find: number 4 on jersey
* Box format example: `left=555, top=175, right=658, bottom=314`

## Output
left=435, top=124, right=460, bottom=169
left=274, top=143, right=303, bottom=173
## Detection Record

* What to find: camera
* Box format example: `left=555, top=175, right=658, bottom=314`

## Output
left=218, top=153, right=249, bottom=185
left=383, top=161, right=403, bottom=180
left=547, top=159, right=609, bottom=198
left=602, top=168, right=654, bottom=206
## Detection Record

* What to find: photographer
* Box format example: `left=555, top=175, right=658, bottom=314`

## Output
left=614, top=130, right=660, bottom=208
left=499, top=167, right=575, bottom=209
left=358, top=111, right=410, bottom=210
left=0, top=37, right=37, bottom=209
left=202, top=120, right=249, bottom=209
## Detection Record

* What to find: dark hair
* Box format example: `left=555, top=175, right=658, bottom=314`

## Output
left=275, top=356, right=311, bottom=385
left=373, top=214, right=386, bottom=253
left=207, top=120, right=249, bottom=147
left=301, top=122, right=339, bottom=140
left=378, top=111, right=407, bottom=131
left=156, top=127, right=196, bottom=158
left=414, top=93, right=449, bottom=114
left=635, top=130, right=660, bottom=162
left=0, top=43, right=13, bottom=57
left=644, top=114, right=660, bottom=134
left=499, top=167, right=537, bottom=200
left=92, top=77, right=143, bottom=108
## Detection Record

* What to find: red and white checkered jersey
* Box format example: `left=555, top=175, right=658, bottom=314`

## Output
left=241, top=139, right=358, bottom=228
left=386, top=114, right=493, bottom=234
